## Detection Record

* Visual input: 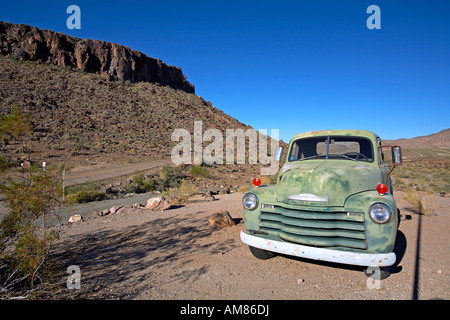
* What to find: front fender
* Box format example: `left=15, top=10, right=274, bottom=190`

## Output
left=345, top=191, right=398, bottom=253
left=242, top=185, right=277, bottom=232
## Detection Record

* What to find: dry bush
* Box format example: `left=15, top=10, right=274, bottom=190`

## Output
left=162, top=180, right=197, bottom=205
left=402, top=189, right=436, bottom=216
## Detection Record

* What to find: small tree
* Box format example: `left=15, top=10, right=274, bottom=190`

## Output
left=0, top=104, right=32, bottom=158
left=0, top=163, right=65, bottom=296
left=0, top=106, right=64, bottom=297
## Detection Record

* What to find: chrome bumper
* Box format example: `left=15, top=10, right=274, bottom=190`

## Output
left=240, top=231, right=396, bottom=267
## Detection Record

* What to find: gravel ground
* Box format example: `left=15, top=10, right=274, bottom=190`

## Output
left=51, top=191, right=449, bottom=300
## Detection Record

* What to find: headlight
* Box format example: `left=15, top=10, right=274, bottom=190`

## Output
left=369, top=203, right=392, bottom=224
left=243, top=193, right=258, bottom=210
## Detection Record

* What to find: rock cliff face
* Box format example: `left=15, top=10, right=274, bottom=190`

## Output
left=0, top=21, right=195, bottom=93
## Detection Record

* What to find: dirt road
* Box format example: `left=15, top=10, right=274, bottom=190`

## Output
left=52, top=191, right=449, bottom=301
left=65, top=159, right=170, bottom=186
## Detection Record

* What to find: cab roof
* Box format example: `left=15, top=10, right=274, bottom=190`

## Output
left=290, top=130, right=380, bottom=143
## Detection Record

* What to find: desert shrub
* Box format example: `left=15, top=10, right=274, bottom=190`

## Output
left=402, top=189, right=435, bottom=216
left=65, top=181, right=106, bottom=203
left=162, top=180, right=197, bottom=204
left=190, top=165, right=210, bottom=178
left=4, top=231, right=57, bottom=288
left=237, top=186, right=249, bottom=193
left=133, top=172, right=155, bottom=192
left=66, top=189, right=107, bottom=203
left=0, top=154, right=17, bottom=173
left=158, top=165, right=184, bottom=190
left=120, top=181, right=140, bottom=194
left=0, top=164, right=64, bottom=295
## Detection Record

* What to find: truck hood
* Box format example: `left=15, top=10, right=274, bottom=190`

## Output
left=276, top=160, right=383, bottom=207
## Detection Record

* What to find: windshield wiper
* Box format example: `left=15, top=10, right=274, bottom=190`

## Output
left=335, top=154, right=357, bottom=161
left=300, top=154, right=326, bottom=161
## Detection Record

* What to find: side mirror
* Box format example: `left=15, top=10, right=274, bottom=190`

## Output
left=391, top=146, right=402, bottom=164
left=275, top=147, right=283, bottom=161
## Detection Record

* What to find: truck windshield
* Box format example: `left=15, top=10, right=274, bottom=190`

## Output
left=288, top=136, right=374, bottom=162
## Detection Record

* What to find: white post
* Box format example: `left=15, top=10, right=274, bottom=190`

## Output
left=62, top=167, right=65, bottom=201
left=42, top=162, right=46, bottom=231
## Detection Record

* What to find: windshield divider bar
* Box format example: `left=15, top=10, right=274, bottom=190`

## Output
left=326, top=136, right=330, bottom=159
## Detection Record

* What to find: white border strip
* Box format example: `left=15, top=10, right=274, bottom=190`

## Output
left=240, top=231, right=396, bottom=267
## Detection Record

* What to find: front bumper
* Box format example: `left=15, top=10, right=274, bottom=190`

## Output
left=240, top=231, right=396, bottom=267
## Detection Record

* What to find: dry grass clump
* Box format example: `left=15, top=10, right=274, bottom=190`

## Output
left=402, top=189, right=436, bottom=216
left=162, top=180, right=197, bottom=205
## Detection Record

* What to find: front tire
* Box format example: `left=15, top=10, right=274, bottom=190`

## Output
left=249, top=246, right=276, bottom=260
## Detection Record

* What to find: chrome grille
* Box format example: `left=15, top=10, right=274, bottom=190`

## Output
left=259, top=205, right=367, bottom=250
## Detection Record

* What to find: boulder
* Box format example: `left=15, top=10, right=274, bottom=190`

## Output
left=204, top=191, right=216, bottom=201
left=68, top=214, right=83, bottom=223
left=208, top=211, right=235, bottom=228
left=109, top=206, right=121, bottom=214
left=146, top=196, right=171, bottom=211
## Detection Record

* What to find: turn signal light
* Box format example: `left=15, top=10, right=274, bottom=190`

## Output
left=377, top=184, right=388, bottom=195
left=253, top=178, right=261, bottom=187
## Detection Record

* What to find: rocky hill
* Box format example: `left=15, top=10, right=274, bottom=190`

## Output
left=0, top=22, right=288, bottom=177
left=0, top=54, right=255, bottom=165
left=0, top=21, right=194, bottom=93
left=384, top=129, right=450, bottom=149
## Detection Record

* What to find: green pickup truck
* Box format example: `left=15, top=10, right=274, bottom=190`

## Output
left=241, top=130, right=402, bottom=272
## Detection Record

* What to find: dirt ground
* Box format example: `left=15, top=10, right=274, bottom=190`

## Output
left=51, top=191, right=449, bottom=301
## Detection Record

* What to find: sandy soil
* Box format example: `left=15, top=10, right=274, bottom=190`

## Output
left=51, top=191, right=449, bottom=300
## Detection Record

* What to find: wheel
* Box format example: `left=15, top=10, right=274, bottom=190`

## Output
left=248, top=246, right=276, bottom=260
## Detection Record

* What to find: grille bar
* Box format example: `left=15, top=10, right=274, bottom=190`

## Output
left=261, top=212, right=364, bottom=231
left=259, top=206, right=367, bottom=250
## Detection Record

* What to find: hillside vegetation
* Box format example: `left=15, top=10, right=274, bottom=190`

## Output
left=0, top=56, right=252, bottom=165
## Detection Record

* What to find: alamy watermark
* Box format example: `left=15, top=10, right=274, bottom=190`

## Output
left=67, top=265, right=81, bottom=289
left=366, top=266, right=382, bottom=289
left=171, top=121, right=280, bottom=175
left=66, top=5, right=81, bottom=30
left=366, top=5, right=381, bottom=30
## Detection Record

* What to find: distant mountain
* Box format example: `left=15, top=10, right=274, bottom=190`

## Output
left=384, top=129, right=450, bottom=149
left=0, top=21, right=195, bottom=93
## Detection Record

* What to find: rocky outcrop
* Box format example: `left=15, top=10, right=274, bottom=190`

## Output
left=0, top=21, right=195, bottom=93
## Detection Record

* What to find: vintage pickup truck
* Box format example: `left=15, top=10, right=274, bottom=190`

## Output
left=241, top=130, right=402, bottom=272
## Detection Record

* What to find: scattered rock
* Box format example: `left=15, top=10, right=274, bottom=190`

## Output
left=218, top=187, right=230, bottom=195
left=110, top=206, right=121, bottom=214
left=204, top=192, right=216, bottom=201
left=297, top=278, right=305, bottom=284
left=146, top=196, right=171, bottom=211
left=208, top=210, right=235, bottom=228
left=68, top=214, right=83, bottom=223
left=102, top=209, right=110, bottom=216
left=91, top=211, right=102, bottom=219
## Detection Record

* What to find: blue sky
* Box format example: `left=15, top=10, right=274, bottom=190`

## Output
left=1, top=0, right=449, bottom=141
